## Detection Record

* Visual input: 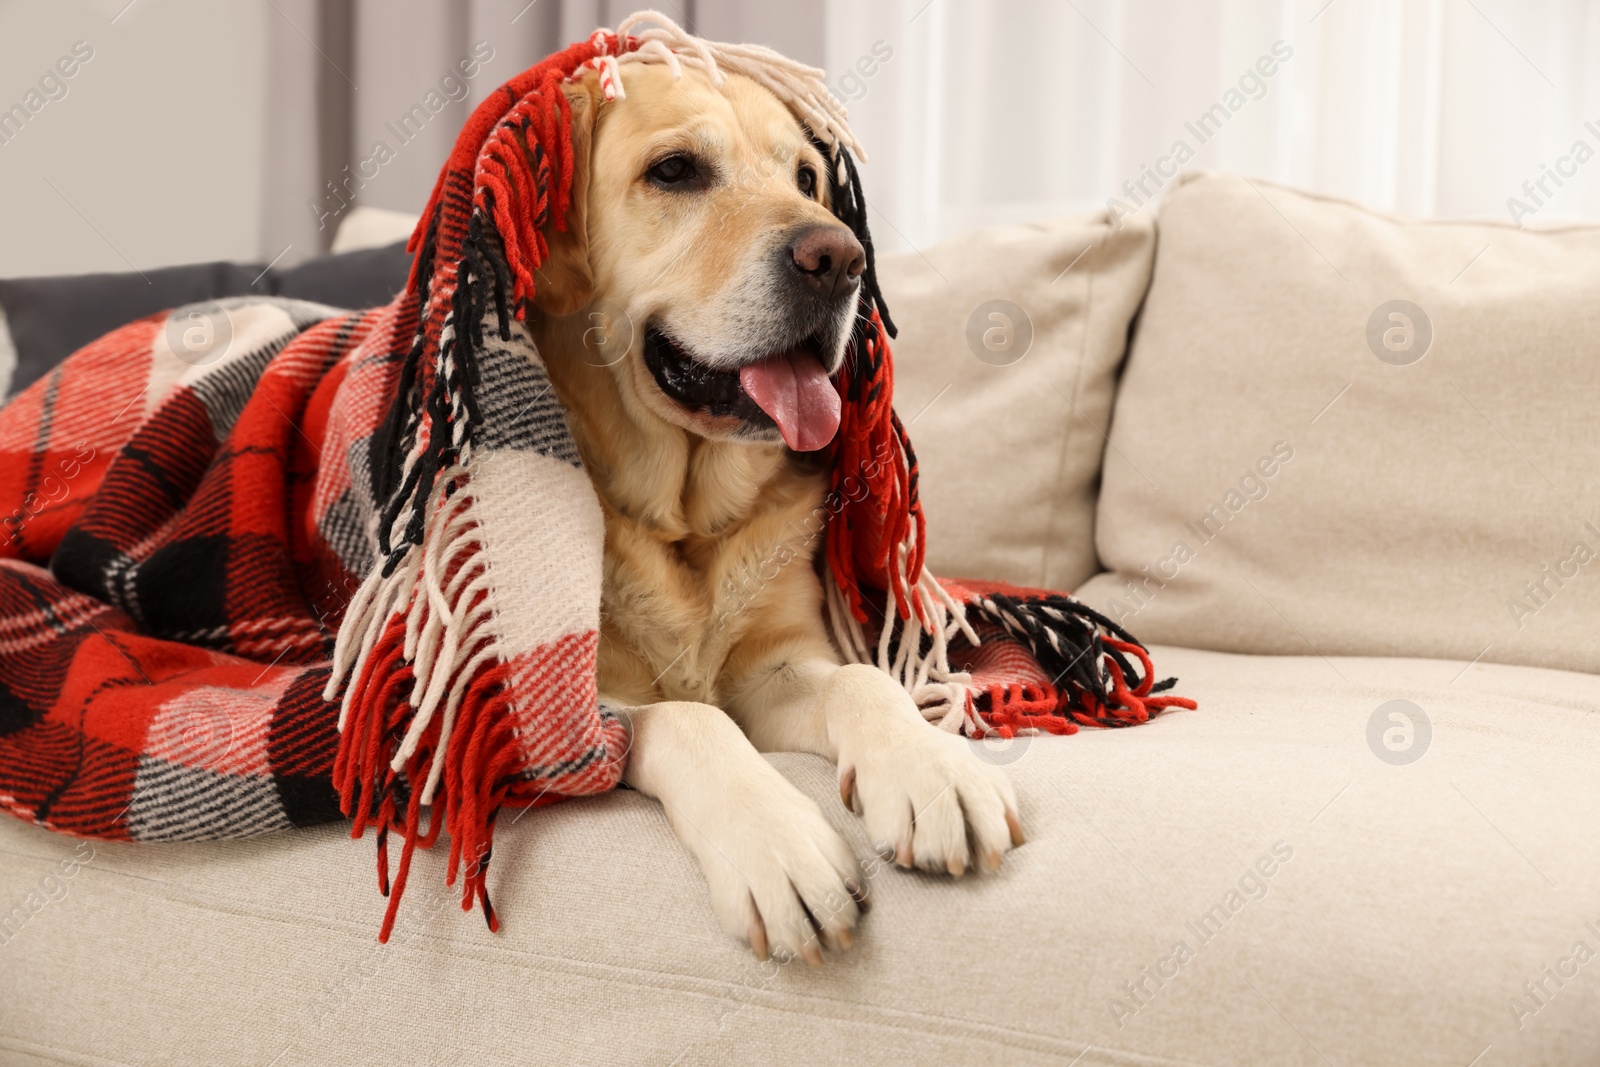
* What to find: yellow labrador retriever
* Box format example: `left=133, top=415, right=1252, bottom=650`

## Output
left=529, top=63, right=1022, bottom=965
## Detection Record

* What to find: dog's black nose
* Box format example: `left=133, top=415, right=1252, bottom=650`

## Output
left=790, top=226, right=865, bottom=296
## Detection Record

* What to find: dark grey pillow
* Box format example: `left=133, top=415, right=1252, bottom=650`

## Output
left=273, top=242, right=412, bottom=314
left=0, top=261, right=261, bottom=395
left=0, top=242, right=411, bottom=396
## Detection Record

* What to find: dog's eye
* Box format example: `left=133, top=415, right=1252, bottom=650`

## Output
left=797, top=166, right=817, bottom=199
left=646, top=154, right=699, bottom=188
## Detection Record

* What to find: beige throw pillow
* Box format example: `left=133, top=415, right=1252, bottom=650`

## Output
left=1077, top=171, right=1600, bottom=674
left=881, top=211, right=1156, bottom=592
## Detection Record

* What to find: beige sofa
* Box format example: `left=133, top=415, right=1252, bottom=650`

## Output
left=3, top=173, right=1598, bottom=1066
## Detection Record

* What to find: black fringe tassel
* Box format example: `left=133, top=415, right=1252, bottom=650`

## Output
left=967, top=592, right=1180, bottom=706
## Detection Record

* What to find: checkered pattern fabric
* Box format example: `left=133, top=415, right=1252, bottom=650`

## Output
left=0, top=300, right=365, bottom=847
left=0, top=292, right=628, bottom=939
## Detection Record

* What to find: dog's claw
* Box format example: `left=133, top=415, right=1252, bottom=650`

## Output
left=800, top=941, right=824, bottom=967
left=947, top=854, right=966, bottom=877
left=750, top=916, right=770, bottom=962
left=838, top=767, right=856, bottom=812
left=1006, top=808, right=1026, bottom=848
left=980, top=848, right=1003, bottom=872
left=894, top=840, right=913, bottom=868
left=835, top=927, right=854, bottom=950
left=846, top=880, right=870, bottom=913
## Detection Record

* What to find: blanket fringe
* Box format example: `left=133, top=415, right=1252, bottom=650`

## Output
left=325, top=465, right=517, bottom=942
left=827, top=566, right=1198, bottom=740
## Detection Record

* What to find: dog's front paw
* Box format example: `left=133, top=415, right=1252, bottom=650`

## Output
left=829, top=666, right=1022, bottom=877
left=665, top=758, right=866, bottom=965
left=842, top=725, right=1022, bottom=876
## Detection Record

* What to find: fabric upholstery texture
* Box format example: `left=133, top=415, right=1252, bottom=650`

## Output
left=1077, top=172, right=1600, bottom=674
left=881, top=211, right=1156, bottom=593
left=4, top=179, right=1595, bottom=1066
left=3, top=645, right=1596, bottom=1066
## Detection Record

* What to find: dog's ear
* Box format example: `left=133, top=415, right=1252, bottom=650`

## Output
left=531, top=78, right=600, bottom=316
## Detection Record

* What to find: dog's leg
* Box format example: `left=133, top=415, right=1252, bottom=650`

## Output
left=725, top=658, right=1023, bottom=878
left=615, top=698, right=866, bottom=963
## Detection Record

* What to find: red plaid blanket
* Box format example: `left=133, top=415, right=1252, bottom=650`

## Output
left=0, top=302, right=373, bottom=846
left=0, top=16, right=1193, bottom=941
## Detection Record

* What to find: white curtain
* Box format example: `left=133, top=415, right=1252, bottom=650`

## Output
left=826, top=0, right=1600, bottom=254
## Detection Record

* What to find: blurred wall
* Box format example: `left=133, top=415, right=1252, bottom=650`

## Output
left=0, top=0, right=823, bottom=278
left=0, top=0, right=269, bottom=277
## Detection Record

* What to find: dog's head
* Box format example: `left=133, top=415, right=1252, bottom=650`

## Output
left=534, top=63, right=867, bottom=453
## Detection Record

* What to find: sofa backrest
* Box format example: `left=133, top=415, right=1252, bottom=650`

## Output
left=1074, top=171, right=1600, bottom=673
left=879, top=211, right=1155, bottom=593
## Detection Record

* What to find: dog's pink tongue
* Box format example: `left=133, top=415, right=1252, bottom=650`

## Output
left=738, top=350, right=840, bottom=452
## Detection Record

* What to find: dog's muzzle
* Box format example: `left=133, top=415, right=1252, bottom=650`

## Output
left=640, top=224, right=865, bottom=452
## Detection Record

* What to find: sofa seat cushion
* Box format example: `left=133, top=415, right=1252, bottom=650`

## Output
left=2, top=647, right=1597, bottom=1066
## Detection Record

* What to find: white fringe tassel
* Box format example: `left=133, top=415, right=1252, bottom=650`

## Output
left=824, top=543, right=989, bottom=738
left=323, top=460, right=505, bottom=807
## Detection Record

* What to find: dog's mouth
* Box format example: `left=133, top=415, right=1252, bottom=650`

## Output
left=642, top=326, right=842, bottom=452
